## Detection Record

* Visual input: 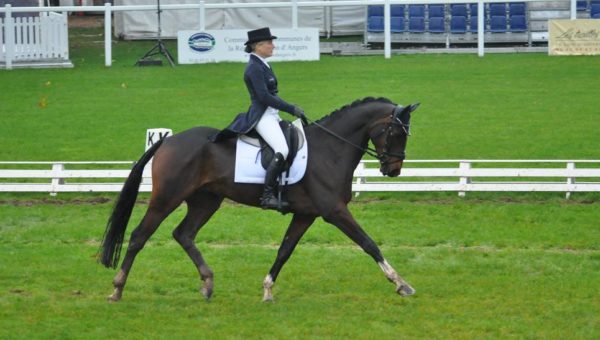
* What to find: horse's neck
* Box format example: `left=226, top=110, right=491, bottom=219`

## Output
left=325, top=106, right=386, bottom=142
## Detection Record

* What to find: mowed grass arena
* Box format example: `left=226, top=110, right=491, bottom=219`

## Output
left=1, top=26, right=600, bottom=338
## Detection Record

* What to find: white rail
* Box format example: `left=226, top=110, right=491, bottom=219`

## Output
left=0, top=10, right=69, bottom=68
left=0, top=0, right=583, bottom=68
left=2, top=160, right=599, bottom=198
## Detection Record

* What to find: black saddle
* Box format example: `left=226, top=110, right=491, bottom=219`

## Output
left=240, top=120, right=304, bottom=171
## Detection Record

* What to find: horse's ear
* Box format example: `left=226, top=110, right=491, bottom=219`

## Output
left=408, top=102, right=420, bottom=113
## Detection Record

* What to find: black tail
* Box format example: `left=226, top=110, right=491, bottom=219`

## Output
left=99, top=139, right=165, bottom=268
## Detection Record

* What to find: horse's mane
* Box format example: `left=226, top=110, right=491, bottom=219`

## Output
left=313, top=97, right=396, bottom=124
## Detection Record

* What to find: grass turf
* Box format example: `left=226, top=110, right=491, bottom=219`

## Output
left=0, top=199, right=598, bottom=338
left=1, top=27, right=599, bottom=339
left=1, top=28, right=600, bottom=161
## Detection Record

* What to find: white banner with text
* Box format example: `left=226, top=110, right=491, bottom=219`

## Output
left=177, top=28, right=320, bottom=64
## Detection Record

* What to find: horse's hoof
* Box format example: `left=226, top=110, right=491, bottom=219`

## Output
left=262, top=295, right=274, bottom=302
left=397, top=284, right=416, bottom=297
left=200, top=278, right=213, bottom=300
left=200, top=287, right=213, bottom=300
left=107, top=293, right=121, bottom=302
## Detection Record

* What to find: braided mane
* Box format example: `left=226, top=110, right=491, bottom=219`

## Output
left=314, top=97, right=396, bottom=124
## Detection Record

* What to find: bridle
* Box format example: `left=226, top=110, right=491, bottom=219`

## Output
left=306, top=105, right=412, bottom=167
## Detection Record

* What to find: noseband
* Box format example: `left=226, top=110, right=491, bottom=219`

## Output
left=369, top=105, right=411, bottom=166
left=307, top=105, right=411, bottom=167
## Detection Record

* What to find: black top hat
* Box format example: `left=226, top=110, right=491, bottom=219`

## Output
left=244, top=27, right=277, bottom=46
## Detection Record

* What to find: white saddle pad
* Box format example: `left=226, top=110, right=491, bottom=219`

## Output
left=234, top=119, right=308, bottom=185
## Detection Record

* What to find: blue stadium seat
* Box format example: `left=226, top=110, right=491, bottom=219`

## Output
left=490, top=3, right=507, bottom=17
left=429, top=17, right=445, bottom=33
left=509, top=3, right=526, bottom=16
left=367, top=16, right=384, bottom=32
left=391, top=4, right=405, bottom=17
left=391, top=16, right=405, bottom=32
left=408, top=5, right=425, bottom=18
left=368, top=5, right=384, bottom=17
left=509, top=15, right=527, bottom=32
left=592, top=3, right=600, bottom=17
left=451, top=4, right=468, bottom=17
left=577, top=1, right=588, bottom=11
left=409, top=17, right=425, bottom=32
left=429, top=5, right=445, bottom=18
left=490, top=15, right=508, bottom=32
left=469, top=15, right=478, bottom=32
left=470, top=3, right=478, bottom=17
left=450, top=16, right=467, bottom=33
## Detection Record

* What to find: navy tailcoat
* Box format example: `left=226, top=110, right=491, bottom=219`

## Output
left=211, top=54, right=295, bottom=141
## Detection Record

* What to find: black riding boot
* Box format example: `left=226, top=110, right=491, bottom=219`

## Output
left=261, top=153, right=290, bottom=211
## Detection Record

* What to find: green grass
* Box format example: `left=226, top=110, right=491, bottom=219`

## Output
left=0, top=198, right=599, bottom=338
left=1, top=27, right=600, bottom=161
left=1, top=28, right=599, bottom=338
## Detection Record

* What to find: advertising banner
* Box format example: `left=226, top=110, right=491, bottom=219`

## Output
left=177, top=28, right=320, bottom=64
left=549, top=19, right=600, bottom=55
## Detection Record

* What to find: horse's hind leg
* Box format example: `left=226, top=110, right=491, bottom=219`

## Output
left=108, top=204, right=175, bottom=302
left=172, top=191, right=223, bottom=300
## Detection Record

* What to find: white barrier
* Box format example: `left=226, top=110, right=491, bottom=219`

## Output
left=0, top=9, right=69, bottom=69
left=2, top=160, right=599, bottom=198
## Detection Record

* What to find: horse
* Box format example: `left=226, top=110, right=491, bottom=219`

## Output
left=100, top=97, right=419, bottom=302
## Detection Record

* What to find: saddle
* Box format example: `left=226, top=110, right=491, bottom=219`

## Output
left=240, top=120, right=305, bottom=171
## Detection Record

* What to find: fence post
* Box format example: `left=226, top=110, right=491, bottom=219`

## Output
left=4, top=4, right=14, bottom=70
left=477, top=0, right=485, bottom=57
left=198, top=0, right=205, bottom=30
left=384, top=0, right=391, bottom=59
left=566, top=162, right=575, bottom=199
left=50, top=163, right=65, bottom=196
left=458, top=161, right=471, bottom=197
left=353, top=161, right=365, bottom=197
left=105, top=2, right=112, bottom=66
left=292, top=0, right=298, bottom=29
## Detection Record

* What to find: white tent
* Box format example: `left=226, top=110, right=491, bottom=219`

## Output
left=114, top=0, right=366, bottom=40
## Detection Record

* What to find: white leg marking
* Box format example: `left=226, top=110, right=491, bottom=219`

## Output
left=378, top=260, right=397, bottom=279
left=262, top=274, right=274, bottom=301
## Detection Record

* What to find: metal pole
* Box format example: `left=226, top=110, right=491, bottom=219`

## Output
left=292, top=0, right=298, bottom=29
left=5, top=4, right=14, bottom=70
left=384, top=0, right=391, bottom=59
left=104, top=2, right=112, bottom=66
left=198, top=0, right=205, bottom=30
left=477, top=0, right=484, bottom=57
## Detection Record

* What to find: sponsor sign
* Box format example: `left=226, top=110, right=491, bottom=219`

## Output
left=178, top=28, right=319, bottom=64
left=549, top=19, right=600, bottom=55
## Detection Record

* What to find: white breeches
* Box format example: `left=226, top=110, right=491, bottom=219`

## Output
left=255, top=107, right=289, bottom=159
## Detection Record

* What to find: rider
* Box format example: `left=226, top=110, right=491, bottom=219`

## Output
left=211, top=27, right=306, bottom=211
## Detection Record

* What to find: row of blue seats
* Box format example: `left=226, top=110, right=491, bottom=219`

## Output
left=577, top=0, right=600, bottom=11
left=367, top=3, right=527, bottom=19
left=367, top=4, right=527, bottom=33
left=578, top=0, right=600, bottom=18
left=368, top=15, right=527, bottom=33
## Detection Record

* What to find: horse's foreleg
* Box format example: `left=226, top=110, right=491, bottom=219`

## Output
left=109, top=206, right=172, bottom=302
left=263, top=213, right=316, bottom=301
left=323, top=203, right=415, bottom=297
left=173, top=192, right=223, bottom=300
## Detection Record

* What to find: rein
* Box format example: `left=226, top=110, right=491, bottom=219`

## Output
left=304, top=107, right=409, bottom=165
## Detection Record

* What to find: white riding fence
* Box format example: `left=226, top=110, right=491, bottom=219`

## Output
left=0, top=9, right=70, bottom=68
left=1, top=160, right=599, bottom=199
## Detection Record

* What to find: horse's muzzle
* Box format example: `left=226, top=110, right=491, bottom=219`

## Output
left=381, top=160, right=403, bottom=177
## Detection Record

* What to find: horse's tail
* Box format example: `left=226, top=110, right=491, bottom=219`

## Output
left=99, top=139, right=165, bottom=268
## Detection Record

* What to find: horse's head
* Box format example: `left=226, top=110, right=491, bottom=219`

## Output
left=369, top=103, right=419, bottom=177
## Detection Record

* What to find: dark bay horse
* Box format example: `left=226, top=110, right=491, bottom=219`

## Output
left=100, top=97, right=419, bottom=301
